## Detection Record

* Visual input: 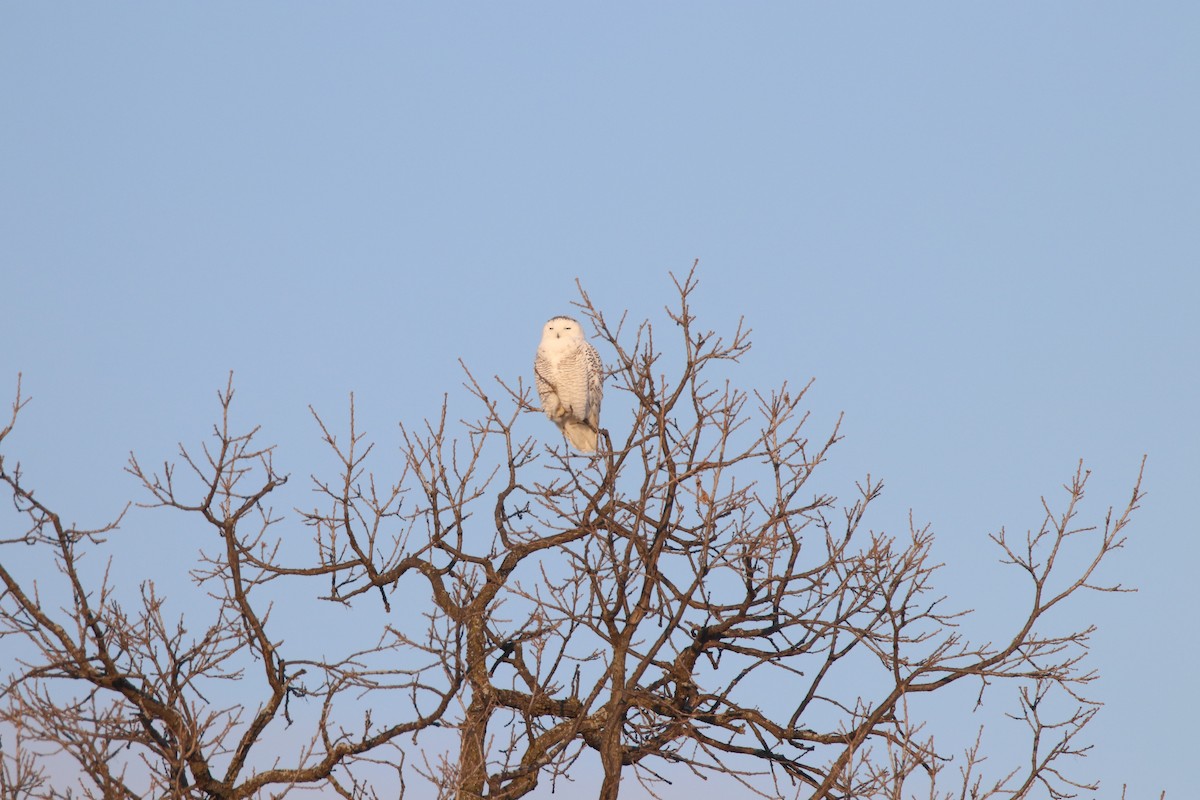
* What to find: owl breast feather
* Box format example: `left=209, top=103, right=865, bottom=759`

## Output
left=551, top=349, right=593, bottom=421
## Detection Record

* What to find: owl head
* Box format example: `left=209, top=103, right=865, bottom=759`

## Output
left=541, top=316, right=586, bottom=344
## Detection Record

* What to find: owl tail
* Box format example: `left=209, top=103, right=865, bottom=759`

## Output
left=564, top=420, right=598, bottom=453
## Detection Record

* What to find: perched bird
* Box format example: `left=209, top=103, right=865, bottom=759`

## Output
left=534, top=315, right=604, bottom=452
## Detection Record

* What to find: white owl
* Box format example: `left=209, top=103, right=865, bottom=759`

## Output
left=534, top=315, right=604, bottom=453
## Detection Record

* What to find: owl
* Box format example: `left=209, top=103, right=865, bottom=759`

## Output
left=534, top=316, right=604, bottom=453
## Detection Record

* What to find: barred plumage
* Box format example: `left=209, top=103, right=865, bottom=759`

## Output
left=534, top=316, right=603, bottom=453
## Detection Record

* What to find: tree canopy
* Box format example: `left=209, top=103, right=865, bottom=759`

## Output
left=0, top=269, right=1144, bottom=799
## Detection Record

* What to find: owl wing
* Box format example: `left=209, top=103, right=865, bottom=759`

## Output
left=583, top=340, right=603, bottom=428
left=534, top=349, right=556, bottom=411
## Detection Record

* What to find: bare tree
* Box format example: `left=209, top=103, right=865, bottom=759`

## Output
left=1, top=267, right=1144, bottom=799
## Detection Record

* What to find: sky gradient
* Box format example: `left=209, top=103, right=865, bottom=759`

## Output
left=2, top=4, right=1196, bottom=797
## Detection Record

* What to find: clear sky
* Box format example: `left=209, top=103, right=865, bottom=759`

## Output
left=1, top=4, right=1196, bottom=798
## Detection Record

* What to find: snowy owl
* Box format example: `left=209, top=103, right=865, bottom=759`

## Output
left=534, top=315, right=604, bottom=453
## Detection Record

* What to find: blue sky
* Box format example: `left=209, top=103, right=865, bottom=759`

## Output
left=2, top=4, right=1196, bottom=797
